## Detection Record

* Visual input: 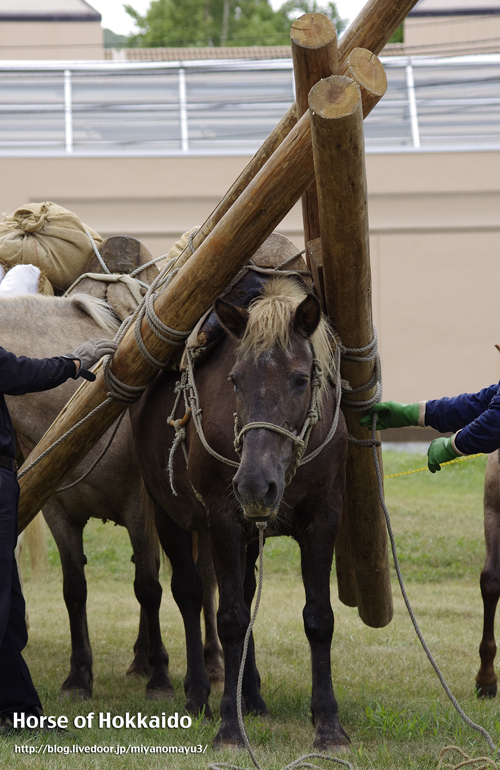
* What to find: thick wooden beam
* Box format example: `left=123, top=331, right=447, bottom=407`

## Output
left=291, top=12, right=338, bottom=247
left=17, top=110, right=316, bottom=532
left=338, top=0, right=418, bottom=62
left=345, top=47, right=388, bottom=118
left=309, top=75, right=393, bottom=628
left=172, top=0, right=419, bottom=271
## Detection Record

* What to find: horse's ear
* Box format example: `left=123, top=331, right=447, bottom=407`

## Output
left=294, top=293, right=321, bottom=339
left=214, top=297, right=249, bottom=339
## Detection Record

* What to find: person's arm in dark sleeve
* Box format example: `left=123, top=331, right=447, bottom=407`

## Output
left=0, top=347, right=78, bottom=396
left=450, top=390, right=500, bottom=455
left=424, top=385, right=500, bottom=434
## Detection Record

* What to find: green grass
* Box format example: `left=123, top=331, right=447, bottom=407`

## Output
left=4, top=448, right=499, bottom=769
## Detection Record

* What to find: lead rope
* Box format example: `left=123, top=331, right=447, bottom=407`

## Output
left=208, top=521, right=354, bottom=770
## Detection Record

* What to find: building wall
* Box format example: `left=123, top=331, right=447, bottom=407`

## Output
left=404, top=14, right=500, bottom=51
left=0, top=150, right=498, bottom=403
left=0, top=21, right=103, bottom=59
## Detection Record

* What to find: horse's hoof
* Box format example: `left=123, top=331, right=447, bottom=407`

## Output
left=476, top=681, right=497, bottom=698
left=245, top=703, right=269, bottom=717
left=146, top=687, right=175, bottom=701
left=315, top=741, right=351, bottom=754
left=314, top=727, right=351, bottom=753
left=60, top=688, right=92, bottom=701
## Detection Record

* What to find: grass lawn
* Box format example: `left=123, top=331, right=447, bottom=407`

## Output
left=3, top=447, right=499, bottom=769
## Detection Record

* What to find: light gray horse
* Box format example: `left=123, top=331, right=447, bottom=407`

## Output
left=2, top=292, right=175, bottom=700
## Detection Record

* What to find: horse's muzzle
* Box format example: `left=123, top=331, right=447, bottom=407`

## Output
left=233, top=474, right=281, bottom=522
left=241, top=504, right=277, bottom=523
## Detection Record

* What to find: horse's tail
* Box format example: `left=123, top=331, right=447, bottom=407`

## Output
left=16, top=512, right=48, bottom=577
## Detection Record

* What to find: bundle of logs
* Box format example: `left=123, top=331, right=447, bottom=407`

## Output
left=18, top=0, right=420, bottom=629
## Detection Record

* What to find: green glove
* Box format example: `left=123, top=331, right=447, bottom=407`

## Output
left=360, top=401, right=420, bottom=431
left=427, top=436, right=459, bottom=473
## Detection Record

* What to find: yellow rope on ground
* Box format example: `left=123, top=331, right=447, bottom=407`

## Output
left=437, top=745, right=499, bottom=770
left=384, top=452, right=486, bottom=479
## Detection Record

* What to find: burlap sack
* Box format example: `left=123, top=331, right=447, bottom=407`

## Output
left=0, top=202, right=102, bottom=291
left=165, top=226, right=200, bottom=263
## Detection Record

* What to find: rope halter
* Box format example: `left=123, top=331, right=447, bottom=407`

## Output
left=233, top=356, right=324, bottom=486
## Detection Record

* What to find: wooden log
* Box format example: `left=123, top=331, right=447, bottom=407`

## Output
left=171, top=0, right=419, bottom=272
left=17, top=109, right=316, bottom=532
left=309, top=75, right=393, bottom=628
left=338, top=0, right=418, bottom=62
left=306, top=50, right=386, bottom=613
left=291, top=13, right=338, bottom=248
left=345, top=47, right=388, bottom=119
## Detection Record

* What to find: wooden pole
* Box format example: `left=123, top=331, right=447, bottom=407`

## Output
left=345, top=47, right=388, bottom=119
left=309, top=75, right=393, bottom=628
left=291, top=12, right=338, bottom=248
left=17, top=110, right=316, bottom=532
left=172, top=0, right=419, bottom=271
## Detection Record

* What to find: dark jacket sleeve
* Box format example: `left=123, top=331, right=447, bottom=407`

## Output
left=425, top=384, right=500, bottom=454
left=0, top=346, right=77, bottom=396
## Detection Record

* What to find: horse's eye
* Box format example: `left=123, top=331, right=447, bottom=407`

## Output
left=293, top=375, right=309, bottom=390
left=229, top=374, right=239, bottom=392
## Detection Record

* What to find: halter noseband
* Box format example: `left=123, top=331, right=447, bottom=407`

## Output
left=233, top=356, right=324, bottom=486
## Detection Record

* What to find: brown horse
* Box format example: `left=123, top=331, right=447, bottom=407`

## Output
left=130, top=272, right=350, bottom=749
left=475, top=450, right=500, bottom=697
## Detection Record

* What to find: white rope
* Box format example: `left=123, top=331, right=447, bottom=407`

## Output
left=84, top=227, right=111, bottom=274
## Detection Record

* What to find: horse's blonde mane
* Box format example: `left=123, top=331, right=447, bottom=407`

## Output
left=238, top=276, right=335, bottom=388
left=0, top=292, right=120, bottom=336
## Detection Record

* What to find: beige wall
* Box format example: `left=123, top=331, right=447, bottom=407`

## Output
left=0, top=21, right=103, bottom=60
left=0, top=150, right=498, bottom=404
left=405, top=14, right=500, bottom=51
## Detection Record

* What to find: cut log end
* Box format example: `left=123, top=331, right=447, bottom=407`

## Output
left=309, top=76, right=361, bottom=121
left=347, top=47, right=387, bottom=97
left=290, top=12, right=338, bottom=50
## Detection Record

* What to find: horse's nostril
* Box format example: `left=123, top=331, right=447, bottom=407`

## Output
left=263, top=482, right=278, bottom=508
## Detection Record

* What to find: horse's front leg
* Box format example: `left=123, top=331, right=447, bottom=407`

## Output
left=297, top=505, right=350, bottom=751
left=209, top=512, right=257, bottom=748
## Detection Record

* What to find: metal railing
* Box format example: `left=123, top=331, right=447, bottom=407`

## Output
left=0, top=54, right=499, bottom=156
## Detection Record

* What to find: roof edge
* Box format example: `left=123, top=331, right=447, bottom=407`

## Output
left=0, top=12, right=101, bottom=22
left=409, top=7, right=500, bottom=16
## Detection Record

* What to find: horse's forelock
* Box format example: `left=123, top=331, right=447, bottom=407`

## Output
left=237, top=276, right=335, bottom=389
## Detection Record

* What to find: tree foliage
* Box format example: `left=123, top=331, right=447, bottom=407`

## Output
left=124, top=0, right=346, bottom=48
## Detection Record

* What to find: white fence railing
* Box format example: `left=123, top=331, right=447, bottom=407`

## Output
left=0, top=54, right=499, bottom=156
